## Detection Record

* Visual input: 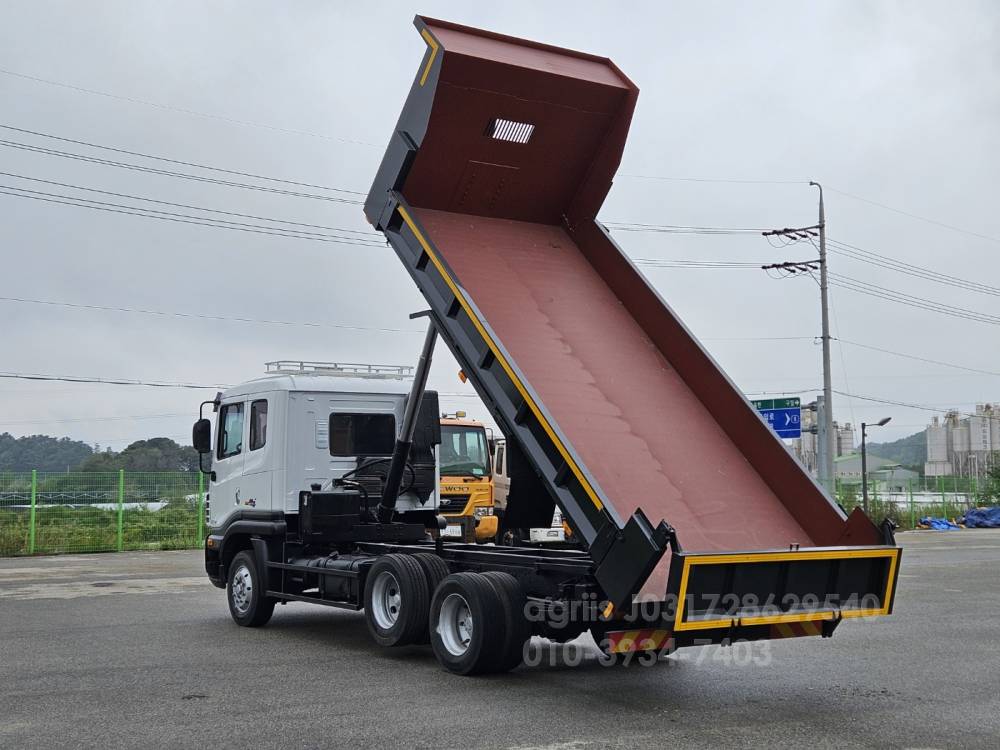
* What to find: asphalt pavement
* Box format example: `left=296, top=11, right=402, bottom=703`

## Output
left=1, top=530, right=998, bottom=749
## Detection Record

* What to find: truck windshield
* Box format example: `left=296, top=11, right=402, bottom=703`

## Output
left=440, top=425, right=491, bottom=478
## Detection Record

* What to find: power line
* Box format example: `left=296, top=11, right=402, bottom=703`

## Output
left=0, top=295, right=423, bottom=334
left=3, top=413, right=189, bottom=426
left=827, top=272, right=1000, bottom=326
left=608, top=177, right=1000, bottom=245
left=634, top=258, right=765, bottom=269
left=0, top=139, right=364, bottom=204
left=0, top=372, right=225, bottom=389
left=0, top=124, right=367, bottom=195
left=836, top=339, right=1000, bottom=378
left=827, top=238, right=1000, bottom=297
left=0, top=68, right=379, bottom=147
left=704, top=336, right=817, bottom=342
left=0, top=370, right=491, bottom=399
left=0, top=171, right=381, bottom=238
left=0, top=292, right=831, bottom=345
left=0, top=186, right=383, bottom=246
left=832, top=389, right=990, bottom=420
left=606, top=221, right=765, bottom=235
left=826, top=185, right=1000, bottom=245
left=618, top=174, right=808, bottom=185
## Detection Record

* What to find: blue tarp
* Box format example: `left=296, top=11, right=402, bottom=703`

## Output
left=919, top=516, right=960, bottom=530
left=961, top=507, right=1000, bottom=528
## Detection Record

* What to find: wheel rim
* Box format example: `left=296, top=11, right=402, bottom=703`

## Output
left=438, top=593, right=473, bottom=656
left=371, top=570, right=403, bottom=630
left=231, top=563, right=253, bottom=615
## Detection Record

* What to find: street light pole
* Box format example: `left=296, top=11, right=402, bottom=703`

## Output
left=861, top=417, right=891, bottom=515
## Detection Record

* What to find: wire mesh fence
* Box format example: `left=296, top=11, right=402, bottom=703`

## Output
left=834, top=477, right=991, bottom=529
left=0, top=471, right=204, bottom=556
left=1, top=469, right=993, bottom=557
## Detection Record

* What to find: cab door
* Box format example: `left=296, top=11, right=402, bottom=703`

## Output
left=239, top=397, right=273, bottom=511
left=211, top=399, right=246, bottom=524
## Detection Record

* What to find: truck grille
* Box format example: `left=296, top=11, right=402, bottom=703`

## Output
left=440, top=494, right=470, bottom=513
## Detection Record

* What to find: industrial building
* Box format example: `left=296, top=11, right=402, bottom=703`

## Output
left=924, top=404, right=1000, bottom=479
left=834, top=454, right=918, bottom=490
left=793, top=404, right=856, bottom=475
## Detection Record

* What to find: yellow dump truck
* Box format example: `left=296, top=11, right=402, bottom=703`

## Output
left=438, top=413, right=498, bottom=543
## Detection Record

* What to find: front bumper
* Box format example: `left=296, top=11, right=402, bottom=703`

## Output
left=204, top=535, right=225, bottom=588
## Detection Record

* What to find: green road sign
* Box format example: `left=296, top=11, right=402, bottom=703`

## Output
left=751, top=397, right=801, bottom=410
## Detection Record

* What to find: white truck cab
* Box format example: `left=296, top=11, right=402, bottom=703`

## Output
left=205, top=361, right=440, bottom=530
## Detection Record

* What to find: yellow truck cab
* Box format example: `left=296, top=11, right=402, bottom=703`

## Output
left=438, top=413, right=497, bottom=543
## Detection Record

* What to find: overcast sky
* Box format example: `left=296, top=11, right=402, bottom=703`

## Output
left=1, top=0, right=998, bottom=452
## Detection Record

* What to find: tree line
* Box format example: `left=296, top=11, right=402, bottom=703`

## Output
left=0, top=433, right=201, bottom=472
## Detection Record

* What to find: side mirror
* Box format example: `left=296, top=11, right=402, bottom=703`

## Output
left=192, top=418, right=212, bottom=454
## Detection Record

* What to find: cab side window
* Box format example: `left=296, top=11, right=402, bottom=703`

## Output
left=330, top=413, right=396, bottom=456
left=218, top=402, right=244, bottom=459
left=250, top=399, right=268, bottom=451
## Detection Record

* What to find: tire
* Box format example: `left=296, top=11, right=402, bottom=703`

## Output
left=481, top=571, right=531, bottom=673
left=412, top=553, right=451, bottom=644
left=429, top=572, right=506, bottom=675
left=227, top=550, right=276, bottom=627
left=363, top=554, right=430, bottom=647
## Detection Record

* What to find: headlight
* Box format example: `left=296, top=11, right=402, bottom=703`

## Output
left=473, top=506, right=493, bottom=518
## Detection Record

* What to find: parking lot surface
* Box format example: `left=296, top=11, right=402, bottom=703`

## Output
left=1, top=530, right=998, bottom=749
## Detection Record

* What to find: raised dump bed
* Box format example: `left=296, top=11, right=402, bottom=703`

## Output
left=365, top=16, right=899, bottom=624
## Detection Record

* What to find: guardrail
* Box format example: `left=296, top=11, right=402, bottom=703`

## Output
left=0, top=471, right=204, bottom=556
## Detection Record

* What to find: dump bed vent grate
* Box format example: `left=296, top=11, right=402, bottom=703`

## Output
left=486, top=118, right=535, bottom=144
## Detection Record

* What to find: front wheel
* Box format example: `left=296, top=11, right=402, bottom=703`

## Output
left=227, top=550, right=275, bottom=627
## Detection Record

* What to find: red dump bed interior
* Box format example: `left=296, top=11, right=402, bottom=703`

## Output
left=416, top=209, right=815, bottom=555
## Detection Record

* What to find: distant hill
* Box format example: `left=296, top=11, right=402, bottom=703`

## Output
left=0, top=432, right=94, bottom=472
left=81, top=437, right=200, bottom=472
left=0, top=434, right=201, bottom=473
left=866, top=430, right=926, bottom=472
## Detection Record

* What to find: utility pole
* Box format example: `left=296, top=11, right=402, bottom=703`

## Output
left=812, top=181, right=834, bottom=494
left=761, top=181, right=834, bottom=493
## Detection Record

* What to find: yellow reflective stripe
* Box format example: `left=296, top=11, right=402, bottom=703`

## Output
left=881, top=544, right=900, bottom=612
left=419, top=28, right=439, bottom=86
left=675, top=556, right=693, bottom=627
left=396, top=204, right=604, bottom=512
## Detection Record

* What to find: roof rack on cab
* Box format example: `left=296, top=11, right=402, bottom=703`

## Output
left=263, top=361, right=414, bottom=379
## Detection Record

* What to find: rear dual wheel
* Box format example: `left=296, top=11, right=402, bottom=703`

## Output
left=363, top=554, right=430, bottom=647
left=429, top=571, right=530, bottom=675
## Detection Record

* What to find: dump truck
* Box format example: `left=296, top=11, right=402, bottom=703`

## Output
left=197, top=15, right=901, bottom=675
left=438, top=412, right=498, bottom=543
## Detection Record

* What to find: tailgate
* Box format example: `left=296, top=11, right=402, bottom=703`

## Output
left=668, top=545, right=902, bottom=632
